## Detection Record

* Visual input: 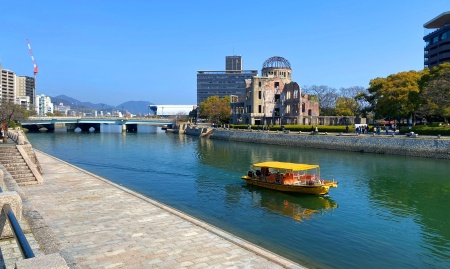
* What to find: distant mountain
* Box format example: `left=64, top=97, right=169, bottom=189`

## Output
left=116, top=101, right=155, bottom=115
left=52, top=95, right=114, bottom=110
left=51, top=95, right=154, bottom=115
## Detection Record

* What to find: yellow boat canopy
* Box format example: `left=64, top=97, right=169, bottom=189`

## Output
left=253, top=162, right=319, bottom=171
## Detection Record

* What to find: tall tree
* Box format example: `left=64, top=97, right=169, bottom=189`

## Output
left=364, top=71, right=423, bottom=125
left=419, top=62, right=450, bottom=121
left=199, top=96, right=231, bottom=124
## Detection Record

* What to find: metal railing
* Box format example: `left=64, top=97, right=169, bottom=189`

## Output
left=0, top=188, right=35, bottom=259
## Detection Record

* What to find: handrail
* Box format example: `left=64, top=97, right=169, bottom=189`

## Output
left=0, top=188, right=35, bottom=259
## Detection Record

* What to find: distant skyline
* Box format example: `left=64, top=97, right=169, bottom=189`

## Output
left=0, top=1, right=447, bottom=106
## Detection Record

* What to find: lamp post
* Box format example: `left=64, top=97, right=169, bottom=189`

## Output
left=147, top=105, right=150, bottom=118
left=121, top=106, right=124, bottom=117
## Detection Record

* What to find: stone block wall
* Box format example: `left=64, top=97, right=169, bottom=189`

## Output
left=208, top=130, right=450, bottom=159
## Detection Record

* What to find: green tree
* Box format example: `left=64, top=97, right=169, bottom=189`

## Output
left=365, top=71, right=423, bottom=125
left=0, top=100, right=29, bottom=143
left=199, top=96, right=231, bottom=124
left=335, top=97, right=359, bottom=116
left=419, top=62, right=450, bottom=121
left=340, top=86, right=369, bottom=116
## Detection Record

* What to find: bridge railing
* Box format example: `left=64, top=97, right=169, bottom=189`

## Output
left=26, top=116, right=171, bottom=121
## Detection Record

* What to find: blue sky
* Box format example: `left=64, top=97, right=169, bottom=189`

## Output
left=0, top=0, right=447, bottom=106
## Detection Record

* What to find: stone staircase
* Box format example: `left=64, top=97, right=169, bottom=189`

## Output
left=0, top=144, right=39, bottom=185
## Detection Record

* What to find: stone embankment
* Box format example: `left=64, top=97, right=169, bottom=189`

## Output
left=185, top=127, right=450, bottom=159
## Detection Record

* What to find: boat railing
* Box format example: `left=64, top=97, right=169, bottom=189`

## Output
left=0, top=187, right=35, bottom=259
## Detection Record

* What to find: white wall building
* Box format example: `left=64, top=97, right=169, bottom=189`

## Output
left=35, top=94, right=53, bottom=116
left=154, top=105, right=196, bottom=116
left=54, top=102, right=71, bottom=115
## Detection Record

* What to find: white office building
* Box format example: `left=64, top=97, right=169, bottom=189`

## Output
left=35, top=94, right=53, bottom=116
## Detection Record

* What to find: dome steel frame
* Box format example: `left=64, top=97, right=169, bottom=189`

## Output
left=262, top=56, right=291, bottom=69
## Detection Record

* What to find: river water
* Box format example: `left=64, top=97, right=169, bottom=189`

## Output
left=26, top=131, right=450, bottom=269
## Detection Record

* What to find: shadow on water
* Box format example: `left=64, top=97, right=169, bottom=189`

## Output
left=242, top=185, right=338, bottom=222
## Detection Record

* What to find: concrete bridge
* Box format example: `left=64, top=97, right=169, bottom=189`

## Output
left=21, top=117, right=173, bottom=132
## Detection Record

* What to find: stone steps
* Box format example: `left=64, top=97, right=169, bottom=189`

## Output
left=0, top=145, right=38, bottom=185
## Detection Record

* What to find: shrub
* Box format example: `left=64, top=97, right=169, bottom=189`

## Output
left=230, top=124, right=360, bottom=133
left=399, top=125, right=450, bottom=135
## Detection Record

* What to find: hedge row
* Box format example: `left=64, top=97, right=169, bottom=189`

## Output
left=399, top=125, right=450, bottom=135
left=230, top=124, right=359, bottom=133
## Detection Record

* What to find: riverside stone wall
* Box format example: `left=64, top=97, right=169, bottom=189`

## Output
left=208, top=129, right=450, bottom=159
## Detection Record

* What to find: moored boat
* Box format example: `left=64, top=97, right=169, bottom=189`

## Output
left=241, top=161, right=338, bottom=195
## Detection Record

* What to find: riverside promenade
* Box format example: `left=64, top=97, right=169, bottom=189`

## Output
left=21, top=151, right=303, bottom=269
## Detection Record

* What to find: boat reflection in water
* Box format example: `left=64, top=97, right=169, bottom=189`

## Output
left=244, top=185, right=338, bottom=221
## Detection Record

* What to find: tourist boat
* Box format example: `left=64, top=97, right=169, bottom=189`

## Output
left=242, top=161, right=338, bottom=195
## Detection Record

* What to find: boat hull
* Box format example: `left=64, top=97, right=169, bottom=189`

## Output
left=242, top=176, right=331, bottom=195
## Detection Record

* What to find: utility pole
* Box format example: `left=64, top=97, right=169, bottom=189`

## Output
left=26, top=39, right=38, bottom=111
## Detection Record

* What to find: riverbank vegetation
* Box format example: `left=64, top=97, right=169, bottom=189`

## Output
left=231, top=124, right=355, bottom=133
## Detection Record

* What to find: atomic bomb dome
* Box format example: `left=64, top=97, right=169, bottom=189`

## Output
left=262, top=56, right=291, bottom=69
left=261, top=56, right=292, bottom=79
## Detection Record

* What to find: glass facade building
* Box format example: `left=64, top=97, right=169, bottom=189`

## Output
left=424, top=11, right=450, bottom=68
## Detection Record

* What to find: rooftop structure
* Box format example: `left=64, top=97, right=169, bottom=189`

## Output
left=423, top=11, right=450, bottom=68
left=197, top=56, right=257, bottom=105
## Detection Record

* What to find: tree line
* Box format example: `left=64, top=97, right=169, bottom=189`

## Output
left=198, top=63, right=450, bottom=125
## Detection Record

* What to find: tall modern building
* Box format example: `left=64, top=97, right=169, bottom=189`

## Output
left=197, top=56, right=257, bottom=105
left=225, top=56, right=242, bottom=71
left=424, top=11, right=450, bottom=69
left=1, top=66, right=15, bottom=102
left=15, top=76, right=35, bottom=109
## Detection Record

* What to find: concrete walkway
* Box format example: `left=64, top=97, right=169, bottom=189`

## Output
left=21, top=151, right=304, bottom=269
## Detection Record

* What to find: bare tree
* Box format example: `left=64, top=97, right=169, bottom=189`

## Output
left=302, top=85, right=339, bottom=116
left=0, top=99, right=28, bottom=143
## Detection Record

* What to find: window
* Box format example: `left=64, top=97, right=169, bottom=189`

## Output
left=294, top=90, right=298, bottom=99
left=258, top=81, right=261, bottom=87
left=302, top=103, right=305, bottom=113
left=258, top=91, right=262, bottom=99
left=258, top=105, right=262, bottom=113
left=433, top=36, right=439, bottom=43
left=275, top=82, right=280, bottom=88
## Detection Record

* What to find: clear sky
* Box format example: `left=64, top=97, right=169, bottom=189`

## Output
left=0, top=0, right=447, bottom=106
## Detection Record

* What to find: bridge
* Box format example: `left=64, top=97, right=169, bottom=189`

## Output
left=21, top=117, right=173, bottom=132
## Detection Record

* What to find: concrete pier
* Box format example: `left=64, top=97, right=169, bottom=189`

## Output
left=20, top=151, right=304, bottom=268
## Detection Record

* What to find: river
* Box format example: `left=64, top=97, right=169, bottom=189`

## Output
left=26, top=130, right=450, bottom=269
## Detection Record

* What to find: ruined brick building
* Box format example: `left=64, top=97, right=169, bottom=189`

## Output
left=232, top=56, right=319, bottom=125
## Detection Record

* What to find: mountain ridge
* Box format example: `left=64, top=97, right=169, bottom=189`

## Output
left=51, top=95, right=154, bottom=115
